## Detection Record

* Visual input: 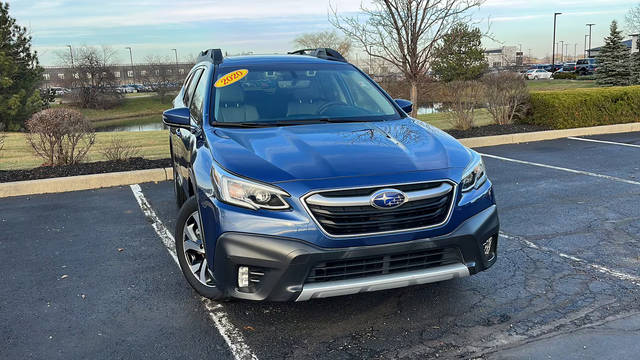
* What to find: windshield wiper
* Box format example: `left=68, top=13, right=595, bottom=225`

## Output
left=213, top=118, right=372, bottom=128
left=212, top=122, right=270, bottom=128
left=275, top=118, right=370, bottom=125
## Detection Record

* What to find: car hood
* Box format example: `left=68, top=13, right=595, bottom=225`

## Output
left=207, top=118, right=471, bottom=184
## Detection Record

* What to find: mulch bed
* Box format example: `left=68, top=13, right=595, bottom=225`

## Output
left=0, top=157, right=172, bottom=183
left=445, top=124, right=550, bottom=139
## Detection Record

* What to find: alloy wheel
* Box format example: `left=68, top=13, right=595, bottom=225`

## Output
left=182, top=211, right=215, bottom=287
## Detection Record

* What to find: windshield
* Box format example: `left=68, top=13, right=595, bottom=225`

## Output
left=212, top=63, right=400, bottom=125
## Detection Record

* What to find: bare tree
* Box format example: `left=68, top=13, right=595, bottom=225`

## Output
left=140, top=55, right=178, bottom=102
left=293, top=30, right=352, bottom=58
left=482, top=72, right=529, bottom=125
left=331, top=0, right=483, bottom=115
left=626, top=3, right=640, bottom=34
left=100, top=135, right=140, bottom=161
left=443, top=80, right=484, bottom=130
left=0, top=124, right=5, bottom=156
left=57, top=45, right=122, bottom=109
left=26, top=108, right=95, bottom=166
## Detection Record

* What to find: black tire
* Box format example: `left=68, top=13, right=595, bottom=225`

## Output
left=175, top=196, right=224, bottom=299
left=173, top=167, right=186, bottom=208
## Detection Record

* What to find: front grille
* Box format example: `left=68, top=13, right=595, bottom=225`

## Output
left=306, top=248, right=461, bottom=283
left=305, top=182, right=454, bottom=237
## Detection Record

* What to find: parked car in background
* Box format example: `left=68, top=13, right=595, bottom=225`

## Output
left=542, top=64, right=562, bottom=73
left=162, top=47, right=499, bottom=301
left=575, top=58, right=597, bottom=75
left=125, top=85, right=138, bottom=93
left=563, top=63, right=576, bottom=72
left=116, top=85, right=137, bottom=93
left=526, top=69, right=552, bottom=80
left=529, top=64, right=549, bottom=70
left=131, top=84, right=152, bottom=92
left=49, top=87, right=70, bottom=96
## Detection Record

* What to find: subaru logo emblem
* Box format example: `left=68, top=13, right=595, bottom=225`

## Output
left=370, top=189, right=407, bottom=210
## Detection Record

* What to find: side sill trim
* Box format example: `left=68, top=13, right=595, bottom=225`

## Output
left=295, top=263, right=469, bottom=301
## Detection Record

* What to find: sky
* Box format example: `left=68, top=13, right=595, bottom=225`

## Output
left=6, top=0, right=638, bottom=66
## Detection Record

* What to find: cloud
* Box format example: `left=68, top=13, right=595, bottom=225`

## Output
left=14, top=0, right=366, bottom=30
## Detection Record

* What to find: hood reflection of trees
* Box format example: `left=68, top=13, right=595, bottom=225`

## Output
left=341, top=121, right=434, bottom=146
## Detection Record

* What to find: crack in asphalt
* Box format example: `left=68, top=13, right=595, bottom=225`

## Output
left=500, top=232, right=640, bottom=286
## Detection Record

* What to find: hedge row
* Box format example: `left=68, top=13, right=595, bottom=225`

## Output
left=524, top=86, right=640, bottom=129
left=552, top=72, right=577, bottom=80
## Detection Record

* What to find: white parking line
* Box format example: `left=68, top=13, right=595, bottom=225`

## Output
left=130, top=184, right=258, bottom=360
left=567, top=136, right=640, bottom=149
left=499, top=232, right=640, bottom=286
left=479, top=153, right=640, bottom=186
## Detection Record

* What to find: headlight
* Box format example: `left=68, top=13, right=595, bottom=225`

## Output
left=461, top=150, right=487, bottom=192
left=211, top=162, right=290, bottom=210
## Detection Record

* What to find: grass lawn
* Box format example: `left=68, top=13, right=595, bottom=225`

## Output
left=417, top=108, right=494, bottom=130
left=92, top=114, right=162, bottom=129
left=0, top=131, right=170, bottom=171
left=1, top=109, right=489, bottom=170
left=54, top=95, right=172, bottom=122
left=526, top=79, right=597, bottom=91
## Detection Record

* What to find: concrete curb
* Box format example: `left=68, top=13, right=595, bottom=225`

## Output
left=0, top=167, right=173, bottom=198
left=458, top=122, right=640, bottom=148
left=1, top=122, right=638, bottom=198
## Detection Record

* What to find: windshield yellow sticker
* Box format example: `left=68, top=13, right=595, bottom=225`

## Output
left=215, top=69, right=248, bottom=88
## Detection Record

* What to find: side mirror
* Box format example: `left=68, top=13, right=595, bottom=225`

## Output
left=163, top=107, right=191, bottom=128
left=395, top=99, right=413, bottom=114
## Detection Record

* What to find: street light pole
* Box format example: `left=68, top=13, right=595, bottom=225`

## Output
left=560, top=40, right=564, bottom=63
left=584, top=34, right=589, bottom=58
left=171, top=48, right=178, bottom=81
left=552, top=12, right=562, bottom=72
left=587, top=24, right=595, bottom=58
left=125, top=46, right=134, bottom=84
left=66, top=45, right=74, bottom=67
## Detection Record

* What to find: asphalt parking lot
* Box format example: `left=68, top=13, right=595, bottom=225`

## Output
left=2, top=132, right=639, bottom=359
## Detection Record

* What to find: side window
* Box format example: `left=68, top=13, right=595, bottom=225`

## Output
left=181, top=72, right=194, bottom=104
left=189, top=69, right=209, bottom=125
left=340, top=72, right=394, bottom=114
left=183, top=68, right=203, bottom=106
left=342, top=74, right=378, bottom=110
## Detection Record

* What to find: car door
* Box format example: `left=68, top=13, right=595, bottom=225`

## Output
left=171, top=67, right=204, bottom=182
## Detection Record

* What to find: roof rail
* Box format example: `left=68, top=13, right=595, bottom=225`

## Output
left=197, top=48, right=224, bottom=65
left=288, top=48, right=347, bottom=63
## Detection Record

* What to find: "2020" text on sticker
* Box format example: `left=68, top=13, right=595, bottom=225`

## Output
left=214, top=69, right=249, bottom=88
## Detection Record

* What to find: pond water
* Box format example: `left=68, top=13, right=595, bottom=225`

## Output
left=97, top=122, right=166, bottom=132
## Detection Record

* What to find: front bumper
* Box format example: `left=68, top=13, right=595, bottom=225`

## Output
left=213, top=205, right=499, bottom=301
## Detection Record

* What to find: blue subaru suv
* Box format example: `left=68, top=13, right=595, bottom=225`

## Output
left=163, top=48, right=499, bottom=301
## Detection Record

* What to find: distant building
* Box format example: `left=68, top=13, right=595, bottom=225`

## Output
left=41, top=63, right=194, bottom=88
left=484, top=46, right=518, bottom=68
left=587, top=37, right=637, bottom=58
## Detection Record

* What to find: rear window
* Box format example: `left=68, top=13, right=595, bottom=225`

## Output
left=211, top=63, right=400, bottom=124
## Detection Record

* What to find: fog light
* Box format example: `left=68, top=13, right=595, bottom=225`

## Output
left=483, top=235, right=497, bottom=263
left=238, top=266, right=249, bottom=288
left=483, top=237, right=492, bottom=256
